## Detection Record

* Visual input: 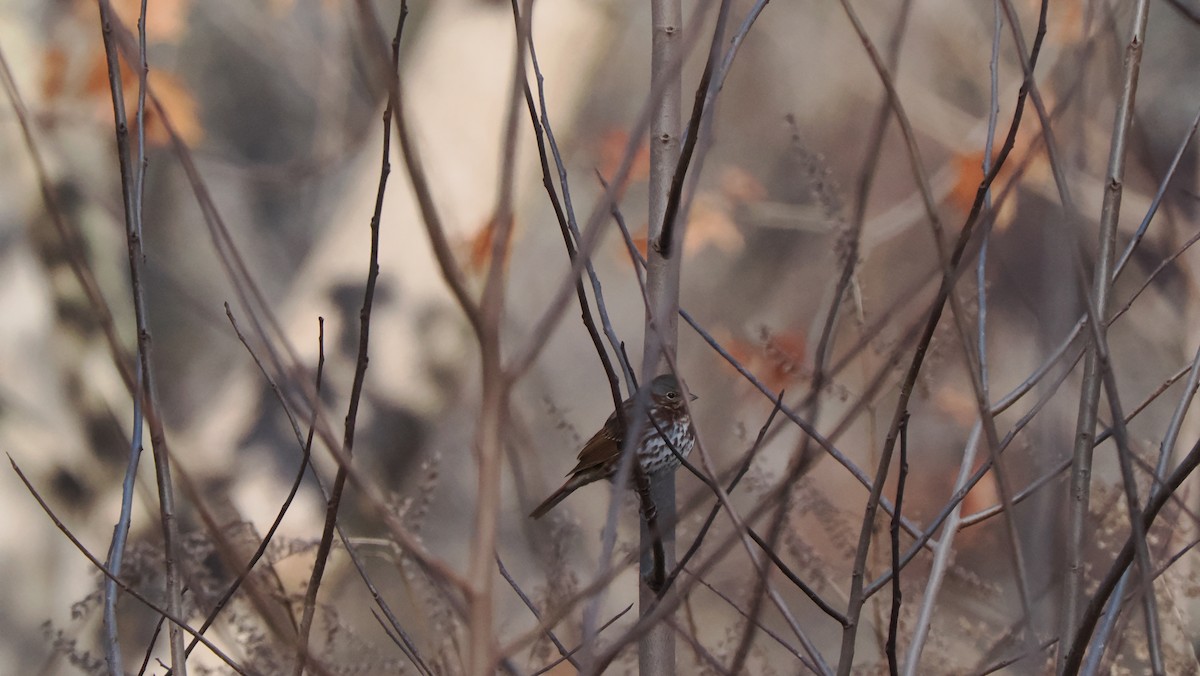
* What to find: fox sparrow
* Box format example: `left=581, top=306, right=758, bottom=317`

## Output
left=530, top=374, right=697, bottom=519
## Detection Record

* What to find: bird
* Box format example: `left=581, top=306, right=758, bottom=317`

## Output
left=530, top=373, right=697, bottom=519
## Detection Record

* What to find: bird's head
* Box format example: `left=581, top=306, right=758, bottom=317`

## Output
left=649, top=373, right=698, bottom=409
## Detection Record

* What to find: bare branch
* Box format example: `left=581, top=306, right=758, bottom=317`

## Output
left=1059, top=1, right=1160, bottom=670
left=295, top=7, right=406, bottom=672
left=1062, top=433, right=1200, bottom=672
left=496, top=553, right=581, bottom=672
left=9, top=456, right=246, bottom=674
left=886, top=414, right=910, bottom=676
left=95, top=0, right=187, bottom=670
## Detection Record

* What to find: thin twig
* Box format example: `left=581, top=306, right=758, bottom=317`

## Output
left=1063, top=433, right=1200, bottom=671
left=461, top=0, right=531, bottom=670
left=529, top=604, right=633, bottom=676
left=841, top=0, right=1040, bottom=658
left=687, top=573, right=813, bottom=670
left=808, top=0, right=913, bottom=460
left=833, top=0, right=1053, bottom=666
left=905, top=2, right=1004, bottom=666
left=351, top=1, right=484, bottom=342
left=0, top=45, right=135, bottom=395
left=662, top=391, right=844, bottom=627
left=655, top=0, right=732, bottom=258
left=904, top=425, right=983, bottom=674
left=96, top=1, right=188, bottom=671
left=495, top=553, right=581, bottom=672
left=294, top=8, right=405, bottom=672
left=1058, top=0, right=1161, bottom=670
left=886, top=413, right=910, bottom=676
left=105, top=356, right=143, bottom=675
left=136, top=613, right=166, bottom=676
left=340, top=527, right=433, bottom=676
left=505, top=2, right=715, bottom=379
left=513, top=0, right=627, bottom=419
left=174, top=311, right=326, bottom=659
left=973, top=636, right=1059, bottom=676
left=523, top=9, right=637, bottom=393
left=9, top=456, right=246, bottom=674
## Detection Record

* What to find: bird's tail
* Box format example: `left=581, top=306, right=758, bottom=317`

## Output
left=529, top=478, right=580, bottom=519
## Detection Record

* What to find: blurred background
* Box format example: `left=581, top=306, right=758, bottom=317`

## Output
left=1, top=0, right=1199, bottom=673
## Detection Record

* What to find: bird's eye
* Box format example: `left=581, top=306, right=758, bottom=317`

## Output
left=667, top=391, right=678, bottom=399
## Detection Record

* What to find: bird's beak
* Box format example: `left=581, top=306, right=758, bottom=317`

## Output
left=689, top=392, right=699, bottom=401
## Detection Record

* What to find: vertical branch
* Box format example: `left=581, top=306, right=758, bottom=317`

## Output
left=1059, top=0, right=1155, bottom=668
left=655, top=0, right=731, bottom=259
left=643, top=0, right=685, bottom=370
left=635, top=469, right=669, bottom=593
left=513, top=0, right=627, bottom=413
left=102, top=5, right=152, bottom=671
left=641, top=1, right=683, bottom=675
left=0, top=46, right=135, bottom=395
left=1063, top=434, right=1200, bottom=673
left=812, top=0, right=914, bottom=416
left=293, top=6, right=406, bottom=673
left=468, top=0, right=531, bottom=673
left=506, top=4, right=714, bottom=379
left=901, top=8, right=1004, bottom=670
left=902, top=425, right=983, bottom=675
left=95, top=0, right=187, bottom=672
left=524, top=16, right=637, bottom=393
left=352, top=3, right=484, bottom=343
left=104, top=360, right=142, bottom=675
left=886, top=413, right=910, bottom=676
left=835, top=0, right=1052, bottom=669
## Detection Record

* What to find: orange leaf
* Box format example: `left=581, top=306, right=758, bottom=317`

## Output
left=633, top=229, right=649, bottom=259
left=143, top=69, right=202, bottom=146
left=763, top=329, right=807, bottom=391
left=111, top=0, right=191, bottom=43
left=597, top=129, right=650, bottom=183
left=962, top=469, right=1000, bottom=518
left=82, top=50, right=113, bottom=99
left=947, top=150, right=987, bottom=215
left=83, top=50, right=203, bottom=147
left=718, top=327, right=808, bottom=393
left=684, top=194, right=744, bottom=256
left=722, top=333, right=757, bottom=372
left=719, top=165, right=767, bottom=204
left=462, top=216, right=515, bottom=276
left=619, top=197, right=742, bottom=264
left=41, top=48, right=69, bottom=102
left=466, top=218, right=496, bottom=275
left=269, top=0, right=298, bottom=15
left=933, top=385, right=977, bottom=426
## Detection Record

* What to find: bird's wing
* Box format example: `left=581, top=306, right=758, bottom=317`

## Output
left=567, top=408, right=624, bottom=475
